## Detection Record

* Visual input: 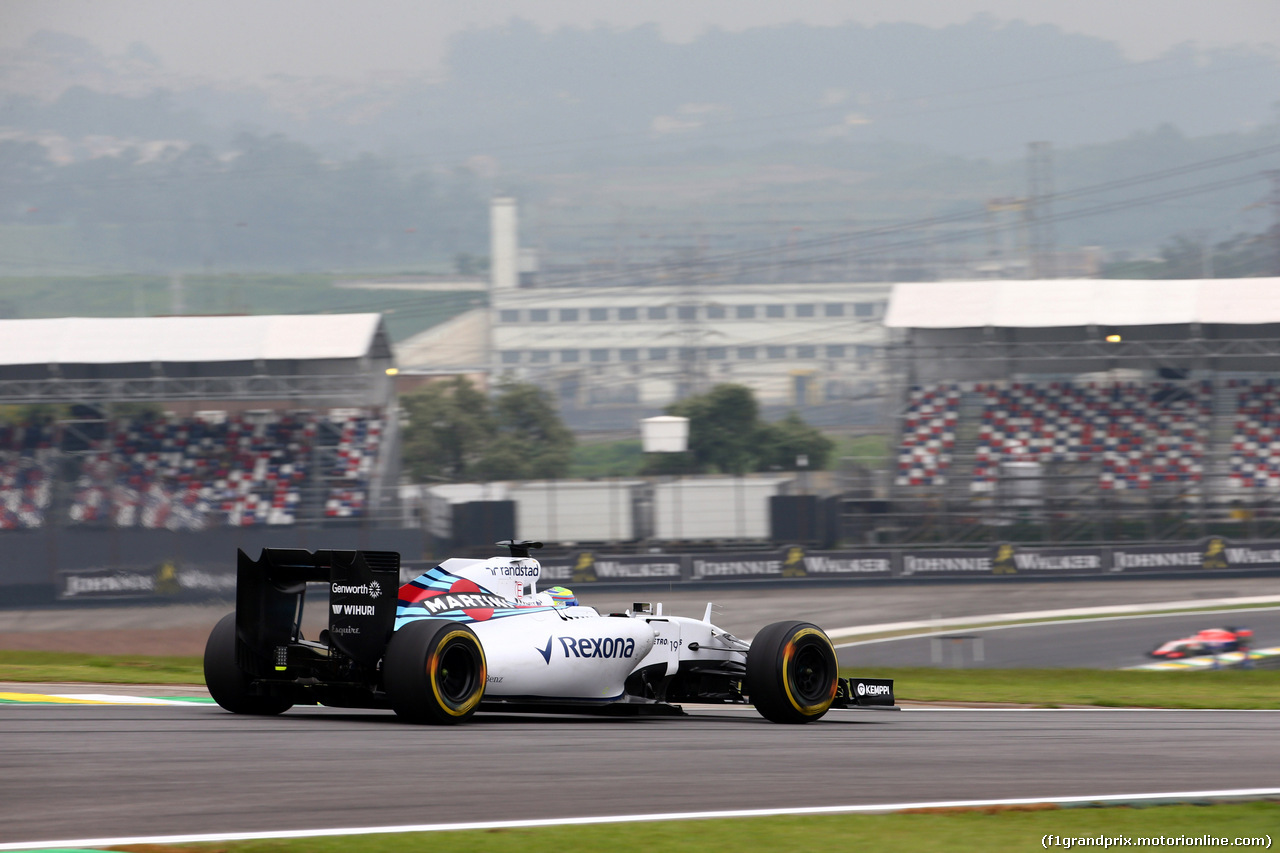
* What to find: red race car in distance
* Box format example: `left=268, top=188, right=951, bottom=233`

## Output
left=1149, top=627, right=1253, bottom=660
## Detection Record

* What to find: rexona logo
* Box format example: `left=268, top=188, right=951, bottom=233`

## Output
left=537, top=636, right=637, bottom=663
left=856, top=682, right=892, bottom=697
left=332, top=581, right=382, bottom=598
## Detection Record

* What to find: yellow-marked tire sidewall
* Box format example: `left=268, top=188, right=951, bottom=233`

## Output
left=781, top=627, right=838, bottom=716
left=429, top=630, right=486, bottom=717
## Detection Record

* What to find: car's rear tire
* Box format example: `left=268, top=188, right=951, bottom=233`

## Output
left=203, top=612, right=294, bottom=716
left=746, top=620, right=838, bottom=724
left=383, top=620, right=486, bottom=724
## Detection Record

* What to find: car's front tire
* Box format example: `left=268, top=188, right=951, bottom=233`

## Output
left=383, top=620, right=486, bottom=724
left=746, top=620, right=838, bottom=724
left=203, top=612, right=294, bottom=716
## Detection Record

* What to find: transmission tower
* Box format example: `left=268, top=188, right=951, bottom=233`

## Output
left=1026, top=141, right=1056, bottom=279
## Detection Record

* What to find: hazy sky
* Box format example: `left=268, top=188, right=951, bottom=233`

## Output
left=4, top=0, right=1279, bottom=85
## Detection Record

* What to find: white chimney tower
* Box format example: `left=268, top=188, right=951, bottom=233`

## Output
left=490, top=197, right=518, bottom=291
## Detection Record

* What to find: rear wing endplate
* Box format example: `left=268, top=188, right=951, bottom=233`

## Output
left=235, top=548, right=400, bottom=670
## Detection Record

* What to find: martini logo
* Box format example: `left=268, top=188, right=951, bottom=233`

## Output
left=401, top=576, right=543, bottom=622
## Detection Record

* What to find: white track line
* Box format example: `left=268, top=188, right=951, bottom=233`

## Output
left=4, top=788, right=1278, bottom=850
left=825, top=596, right=1280, bottom=643
left=832, top=604, right=1280, bottom=649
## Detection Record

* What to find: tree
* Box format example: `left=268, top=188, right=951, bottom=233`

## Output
left=472, top=380, right=575, bottom=481
left=400, top=378, right=574, bottom=483
left=648, top=383, right=832, bottom=475
left=665, top=384, right=760, bottom=475
left=400, top=377, right=494, bottom=482
left=753, top=411, right=835, bottom=473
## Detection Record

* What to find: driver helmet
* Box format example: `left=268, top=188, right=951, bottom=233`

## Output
left=546, top=586, right=578, bottom=607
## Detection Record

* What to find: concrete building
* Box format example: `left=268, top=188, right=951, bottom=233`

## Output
left=486, top=198, right=890, bottom=414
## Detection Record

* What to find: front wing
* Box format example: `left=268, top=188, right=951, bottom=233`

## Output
left=833, top=677, right=898, bottom=710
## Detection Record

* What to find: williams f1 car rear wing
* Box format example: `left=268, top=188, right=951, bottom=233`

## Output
left=235, top=547, right=399, bottom=673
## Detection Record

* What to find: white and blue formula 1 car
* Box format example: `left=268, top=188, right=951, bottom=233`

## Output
left=204, top=541, right=896, bottom=724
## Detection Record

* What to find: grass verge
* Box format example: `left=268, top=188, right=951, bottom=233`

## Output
left=2, top=650, right=1277, bottom=709
left=0, top=650, right=203, bottom=685
left=113, top=803, right=1278, bottom=852
left=842, top=666, right=1280, bottom=709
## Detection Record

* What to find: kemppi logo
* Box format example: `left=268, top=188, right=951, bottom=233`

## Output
left=856, top=682, right=891, bottom=697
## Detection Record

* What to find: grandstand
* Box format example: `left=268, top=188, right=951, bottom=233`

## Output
left=871, top=279, right=1280, bottom=545
left=0, top=315, right=400, bottom=530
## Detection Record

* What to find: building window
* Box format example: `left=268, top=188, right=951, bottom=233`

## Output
left=826, top=345, right=846, bottom=359
left=560, top=349, right=580, bottom=363
left=796, top=345, right=816, bottom=359
left=854, top=302, right=874, bottom=317
left=530, top=309, right=549, bottom=322
left=767, top=346, right=787, bottom=359
left=589, top=307, right=608, bottom=321
left=559, top=308, right=579, bottom=322
left=856, top=344, right=877, bottom=358
left=824, top=303, right=844, bottom=317
left=796, top=304, right=815, bottom=318
left=648, top=306, right=668, bottom=320
left=649, top=348, right=668, bottom=361
left=707, top=347, right=727, bottom=360
left=499, top=309, right=520, bottom=323
left=736, top=305, right=756, bottom=319
left=530, top=350, right=550, bottom=363
left=678, top=347, right=697, bottom=361
left=706, top=305, right=726, bottom=319
left=590, top=349, right=609, bottom=363
left=677, top=306, right=697, bottom=320
left=500, top=351, right=520, bottom=364
left=738, top=346, right=757, bottom=359
left=619, top=307, right=638, bottom=321
left=766, top=304, right=786, bottom=319
left=619, top=348, right=639, bottom=362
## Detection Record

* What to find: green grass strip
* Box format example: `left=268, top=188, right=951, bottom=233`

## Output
left=116, top=802, right=1279, bottom=853
left=840, top=666, right=1280, bottom=709
left=2, top=651, right=1277, bottom=708
left=0, top=650, right=203, bottom=685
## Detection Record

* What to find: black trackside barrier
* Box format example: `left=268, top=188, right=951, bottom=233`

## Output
left=18, top=536, right=1280, bottom=606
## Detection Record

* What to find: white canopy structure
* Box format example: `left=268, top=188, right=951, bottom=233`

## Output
left=885, top=279, right=1280, bottom=329
left=884, top=279, right=1280, bottom=383
left=0, top=314, right=395, bottom=405
left=0, top=314, right=391, bottom=365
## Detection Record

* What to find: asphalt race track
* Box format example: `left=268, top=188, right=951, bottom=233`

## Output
left=838, top=608, right=1280, bottom=669
left=3, top=703, right=1280, bottom=844
left=3, top=578, right=1280, bottom=845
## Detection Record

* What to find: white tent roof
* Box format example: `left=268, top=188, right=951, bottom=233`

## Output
left=885, top=279, right=1280, bottom=329
left=0, top=314, right=388, bottom=366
